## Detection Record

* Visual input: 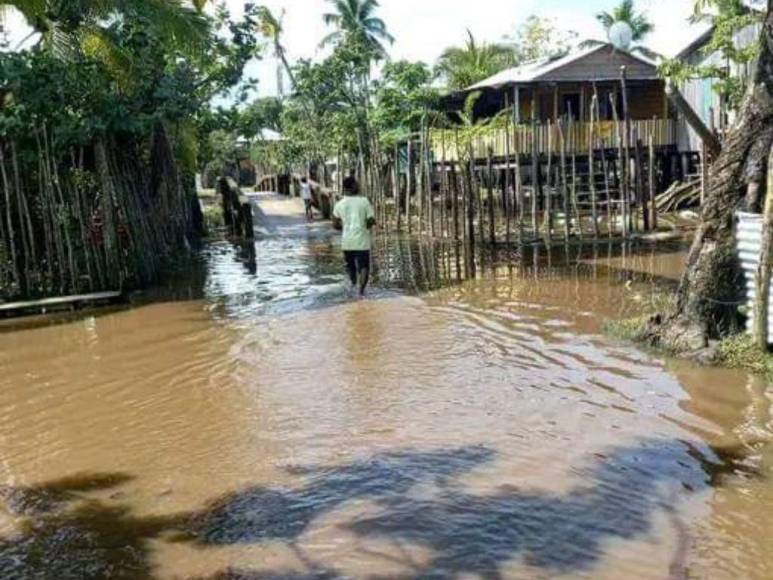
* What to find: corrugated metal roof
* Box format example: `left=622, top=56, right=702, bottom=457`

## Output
left=465, top=43, right=658, bottom=91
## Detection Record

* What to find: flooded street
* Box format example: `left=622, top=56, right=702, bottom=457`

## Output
left=0, top=194, right=771, bottom=579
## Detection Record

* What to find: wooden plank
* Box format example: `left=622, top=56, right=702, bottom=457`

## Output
left=0, top=291, right=123, bottom=314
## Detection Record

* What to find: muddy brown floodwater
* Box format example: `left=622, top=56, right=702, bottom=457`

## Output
left=0, top=193, right=771, bottom=580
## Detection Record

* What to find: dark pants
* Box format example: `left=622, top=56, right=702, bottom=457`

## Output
left=344, top=250, right=371, bottom=294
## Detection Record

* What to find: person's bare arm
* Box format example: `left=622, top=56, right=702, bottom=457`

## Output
left=366, top=217, right=376, bottom=230
left=333, top=216, right=343, bottom=231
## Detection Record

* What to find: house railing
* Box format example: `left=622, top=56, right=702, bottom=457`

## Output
left=430, top=119, right=677, bottom=162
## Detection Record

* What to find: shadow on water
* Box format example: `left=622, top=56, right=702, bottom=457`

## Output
left=0, top=439, right=757, bottom=579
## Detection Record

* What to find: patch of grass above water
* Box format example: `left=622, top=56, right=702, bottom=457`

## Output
left=604, top=291, right=773, bottom=380
left=715, top=333, right=773, bottom=380
left=603, top=292, right=677, bottom=343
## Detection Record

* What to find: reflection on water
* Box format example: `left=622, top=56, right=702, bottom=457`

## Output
left=0, top=222, right=771, bottom=579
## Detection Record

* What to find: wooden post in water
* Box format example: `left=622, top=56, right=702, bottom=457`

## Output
left=558, top=119, right=570, bottom=241
left=418, top=122, right=426, bottom=234
left=515, top=87, right=524, bottom=242
left=504, top=93, right=512, bottom=245
left=588, top=94, right=600, bottom=238
left=648, top=134, right=658, bottom=231
left=487, top=147, right=495, bottom=245
left=440, top=130, right=448, bottom=238
left=531, top=95, right=539, bottom=236
left=427, top=124, right=436, bottom=237
left=406, top=138, right=413, bottom=233
left=635, top=135, right=649, bottom=231
left=545, top=120, right=553, bottom=240
left=571, top=126, right=582, bottom=240
left=610, top=93, right=628, bottom=238
left=394, top=141, right=401, bottom=231
left=620, top=66, right=633, bottom=234
left=601, top=138, right=613, bottom=237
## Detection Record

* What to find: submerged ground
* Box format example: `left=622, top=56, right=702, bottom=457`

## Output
left=0, top=193, right=770, bottom=579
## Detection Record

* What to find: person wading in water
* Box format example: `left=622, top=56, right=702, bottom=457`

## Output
left=332, top=176, right=376, bottom=297
left=300, top=177, right=314, bottom=220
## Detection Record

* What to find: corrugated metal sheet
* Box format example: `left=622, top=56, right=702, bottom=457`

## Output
left=736, top=212, right=773, bottom=340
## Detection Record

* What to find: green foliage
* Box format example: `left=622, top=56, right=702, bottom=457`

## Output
left=659, top=0, right=763, bottom=110
left=507, top=16, right=577, bottom=63
left=372, top=61, right=439, bottom=145
left=321, top=0, right=394, bottom=58
left=436, top=30, right=516, bottom=91
left=715, top=333, right=773, bottom=378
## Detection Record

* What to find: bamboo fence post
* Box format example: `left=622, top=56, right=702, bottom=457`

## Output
left=531, top=97, right=539, bottom=236
left=0, top=144, right=20, bottom=288
left=453, top=130, right=461, bottom=244
left=441, top=130, right=448, bottom=238
left=558, top=120, right=570, bottom=241
left=635, top=135, right=648, bottom=231
left=601, top=138, right=613, bottom=237
left=406, top=138, right=413, bottom=233
left=515, top=87, right=524, bottom=242
left=504, top=93, right=512, bottom=245
left=487, top=146, right=495, bottom=244
left=610, top=93, right=628, bottom=238
left=588, top=95, right=600, bottom=239
left=428, top=124, right=435, bottom=237
left=545, top=120, right=553, bottom=240
left=572, top=134, right=582, bottom=240
left=418, top=122, right=426, bottom=234
left=648, top=134, right=658, bottom=231
left=620, top=66, right=633, bottom=234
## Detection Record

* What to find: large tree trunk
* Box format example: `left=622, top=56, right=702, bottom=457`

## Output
left=648, top=2, right=773, bottom=352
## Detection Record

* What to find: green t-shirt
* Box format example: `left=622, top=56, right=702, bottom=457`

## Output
left=333, top=196, right=375, bottom=251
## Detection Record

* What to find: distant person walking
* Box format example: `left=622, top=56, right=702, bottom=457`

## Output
left=300, top=177, right=314, bottom=220
left=333, top=176, right=375, bottom=297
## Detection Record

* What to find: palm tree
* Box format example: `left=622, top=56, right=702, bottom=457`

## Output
left=320, top=0, right=394, bottom=57
left=436, top=30, right=516, bottom=91
left=580, top=0, right=658, bottom=60
left=1, top=0, right=210, bottom=57
left=256, top=6, right=294, bottom=99
left=596, top=0, right=653, bottom=42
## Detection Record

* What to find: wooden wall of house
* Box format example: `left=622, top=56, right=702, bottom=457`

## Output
left=513, top=81, right=666, bottom=123
left=540, top=45, right=658, bottom=83
left=677, top=22, right=762, bottom=153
